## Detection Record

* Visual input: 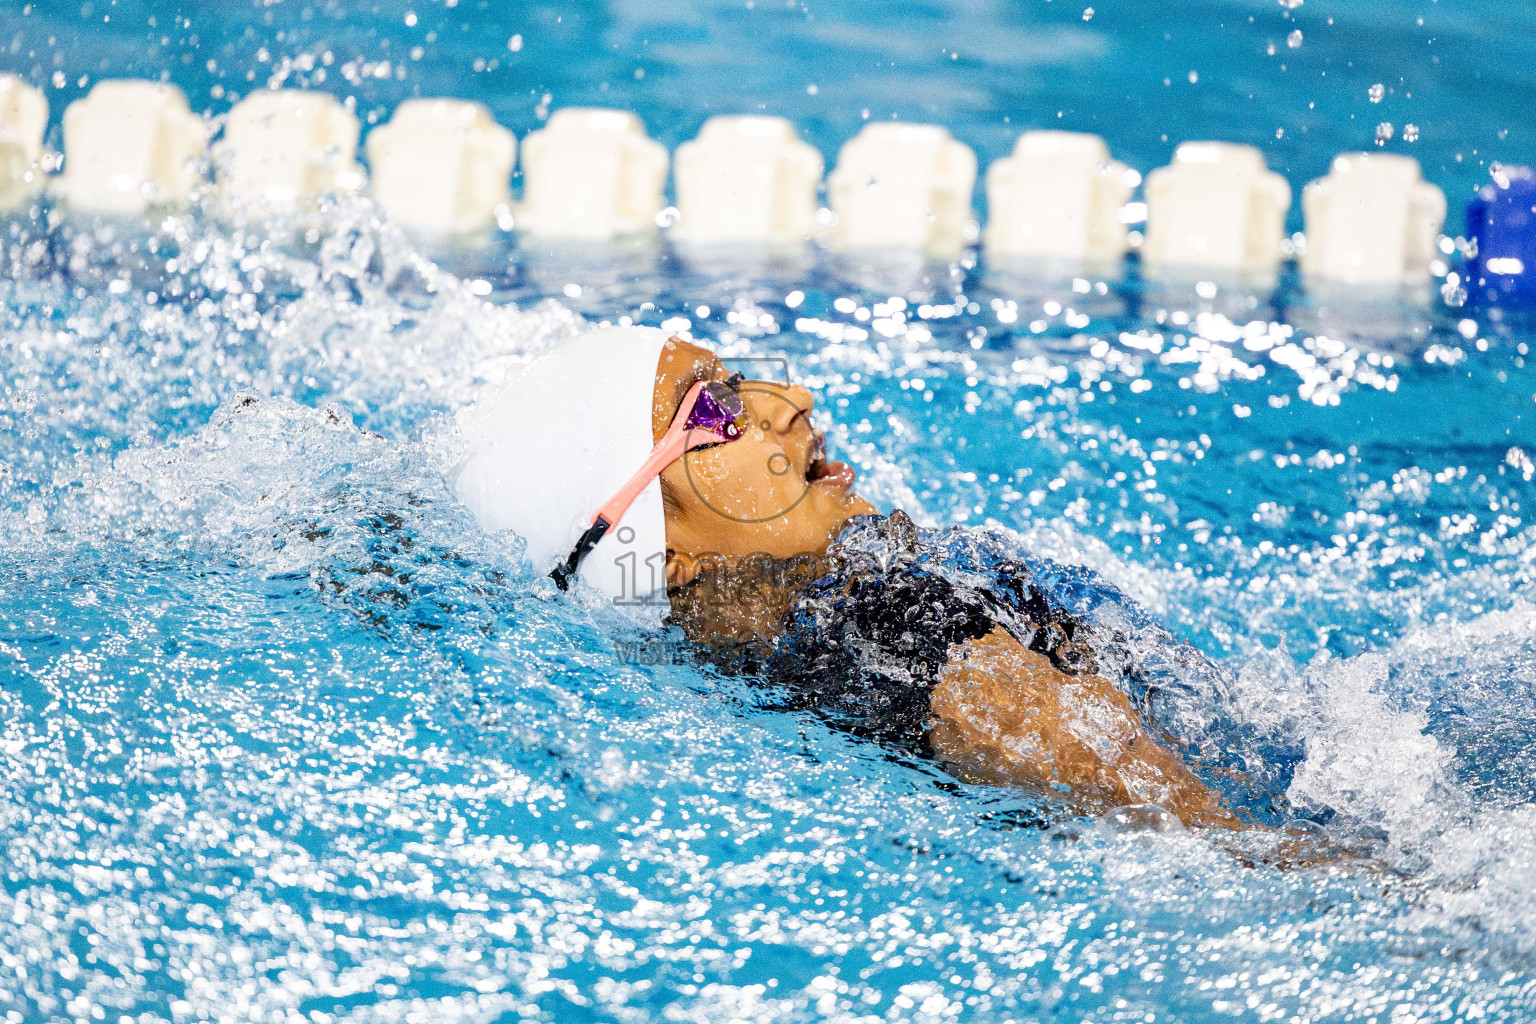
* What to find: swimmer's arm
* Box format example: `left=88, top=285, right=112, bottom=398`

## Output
left=928, top=627, right=1243, bottom=830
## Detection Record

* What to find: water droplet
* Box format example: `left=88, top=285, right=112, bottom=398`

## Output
left=1287, top=29, right=1303, bottom=48
left=1403, top=123, right=1420, bottom=142
left=1375, top=122, right=1395, bottom=145
left=1368, top=83, right=1385, bottom=103
left=1082, top=6, right=1094, bottom=19
left=1277, top=0, right=1303, bottom=8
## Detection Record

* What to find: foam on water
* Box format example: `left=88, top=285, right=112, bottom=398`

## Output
left=4, top=198, right=1536, bottom=1021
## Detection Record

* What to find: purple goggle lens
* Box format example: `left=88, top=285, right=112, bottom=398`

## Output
left=684, top=380, right=747, bottom=441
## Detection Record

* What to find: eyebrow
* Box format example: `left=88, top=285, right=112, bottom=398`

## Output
left=670, top=357, right=723, bottom=418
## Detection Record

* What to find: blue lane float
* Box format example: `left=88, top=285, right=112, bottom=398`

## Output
left=1466, top=166, right=1536, bottom=307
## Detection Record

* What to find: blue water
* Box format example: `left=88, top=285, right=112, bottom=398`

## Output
left=4, top=1, right=1536, bottom=1021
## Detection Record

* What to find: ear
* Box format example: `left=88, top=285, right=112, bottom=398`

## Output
left=665, top=549, right=702, bottom=589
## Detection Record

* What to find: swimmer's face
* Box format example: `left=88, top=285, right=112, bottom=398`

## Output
left=653, top=339, right=876, bottom=585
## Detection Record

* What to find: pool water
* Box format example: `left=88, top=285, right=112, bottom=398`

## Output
left=4, top=1, right=1536, bottom=1021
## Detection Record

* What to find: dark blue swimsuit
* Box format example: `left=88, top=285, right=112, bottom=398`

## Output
left=762, top=512, right=1304, bottom=826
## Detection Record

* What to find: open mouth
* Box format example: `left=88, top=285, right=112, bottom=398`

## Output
left=804, top=431, right=857, bottom=489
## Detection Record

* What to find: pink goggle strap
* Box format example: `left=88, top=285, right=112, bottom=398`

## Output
left=550, top=380, right=736, bottom=592
left=592, top=380, right=734, bottom=528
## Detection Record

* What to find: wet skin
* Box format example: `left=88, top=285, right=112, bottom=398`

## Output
left=651, top=338, right=1241, bottom=830
left=651, top=338, right=875, bottom=586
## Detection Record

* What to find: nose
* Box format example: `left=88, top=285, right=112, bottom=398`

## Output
left=753, top=382, right=814, bottom=436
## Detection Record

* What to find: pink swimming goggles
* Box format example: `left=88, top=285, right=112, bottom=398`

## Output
left=550, top=375, right=748, bottom=591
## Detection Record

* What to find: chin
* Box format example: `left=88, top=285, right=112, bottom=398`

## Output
left=808, top=492, right=871, bottom=540
left=837, top=489, right=877, bottom=517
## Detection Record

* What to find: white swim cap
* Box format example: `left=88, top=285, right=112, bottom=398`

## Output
left=454, top=325, right=672, bottom=620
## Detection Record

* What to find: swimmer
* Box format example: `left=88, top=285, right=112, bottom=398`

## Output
left=457, top=326, right=1275, bottom=831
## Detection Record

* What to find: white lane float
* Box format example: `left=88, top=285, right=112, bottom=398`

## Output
left=58, top=80, right=207, bottom=215
left=367, top=98, right=515, bottom=235
left=672, top=115, right=823, bottom=247
left=984, top=130, right=1138, bottom=269
left=6, top=69, right=1483, bottom=311
left=1143, top=141, right=1292, bottom=282
left=0, top=74, right=49, bottom=213
left=215, top=89, right=364, bottom=213
left=517, top=108, right=668, bottom=240
left=827, top=122, right=977, bottom=259
left=1301, top=152, right=1446, bottom=288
